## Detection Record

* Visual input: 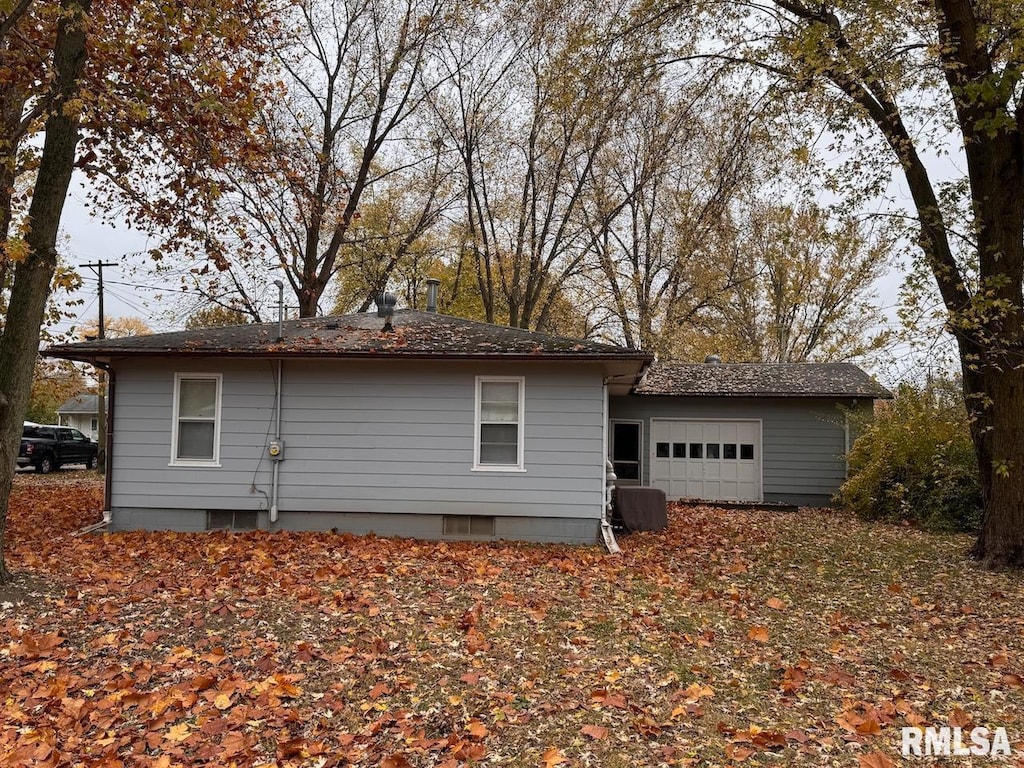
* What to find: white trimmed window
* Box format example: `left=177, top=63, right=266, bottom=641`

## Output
left=474, top=376, right=525, bottom=471
left=170, top=373, right=222, bottom=466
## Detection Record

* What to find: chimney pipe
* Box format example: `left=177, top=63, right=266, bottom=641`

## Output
left=273, top=280, right=284, bottom=341
left=425, top=278, right=440, bottom=313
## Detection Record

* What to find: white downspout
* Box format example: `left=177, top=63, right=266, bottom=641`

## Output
left=269, top=279, right=285, bottom=525
left=601, top=378, right=621, bottom=554
left=270, top=358, right=282, bottom=523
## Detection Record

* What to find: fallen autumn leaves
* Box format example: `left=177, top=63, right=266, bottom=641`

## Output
left=2, top=474, right=1023, bottom=767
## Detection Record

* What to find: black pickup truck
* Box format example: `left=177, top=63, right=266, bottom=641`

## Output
left=18, top=424, right=99, bottom=473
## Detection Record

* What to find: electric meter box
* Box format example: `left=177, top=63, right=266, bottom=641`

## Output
left=268, top=439, right=285, bottom=461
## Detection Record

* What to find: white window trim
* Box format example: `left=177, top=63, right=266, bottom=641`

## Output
left=472, top=375, right=526, bottom=472
left=169, top=372, right=223, bottom=467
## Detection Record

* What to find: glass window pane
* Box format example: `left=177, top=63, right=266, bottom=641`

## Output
left=689, top=443, right=703, bottom=459
left=480, top=402, right=518, bottom=422
left=656, top=442, right=669, bottom=458
left=178, top=422, right=215, bottom=459
left=723, top=443, right=737, bottom=460
left=179, top=379, right=216, bottom=418
left=706, top=443, right=720, bottom=459
left=613, top=461, right=640, bottom=480
left=612, top=423, right=640, bottom=462
left=481, top=423, right=517, bottom=444
left=481, top=381, right=519, bottom=404
left=740, top=443, right=754, bottom=460
left=673, top=442, right=685, bottom=458
left=480, top=423, right=518, bottom=464
left=480, top=442, right=518, bottom=464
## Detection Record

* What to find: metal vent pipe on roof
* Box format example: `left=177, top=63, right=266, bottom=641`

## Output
left=376, top=292, right=397, bottom=318
left=704, top=353, right=722, bottom=365
left=273, top=279, right=284, bottom=341
left=425, top=278, right=440, bottom=313
left=376, top=292, right=397, bottom=332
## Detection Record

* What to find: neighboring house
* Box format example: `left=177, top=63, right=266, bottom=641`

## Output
left=609, top=360, right=891, bottom=507
left=46, top=311, right=890, bottom=542
left=56, top=394, right=100, bottom=441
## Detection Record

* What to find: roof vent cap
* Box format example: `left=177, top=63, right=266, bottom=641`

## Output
left=704, top=354, right=722, bottom=365
left=375, top=292, right=397, bottom=319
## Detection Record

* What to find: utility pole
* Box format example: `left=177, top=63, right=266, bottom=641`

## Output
left=81, top=261, right=118, bottom=473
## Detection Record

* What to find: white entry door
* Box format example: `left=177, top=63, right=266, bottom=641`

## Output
left=650, top=419, right=762, bottom=502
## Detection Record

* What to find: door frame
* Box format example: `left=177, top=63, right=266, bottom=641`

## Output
left=609, top=419, right=643, bottom=486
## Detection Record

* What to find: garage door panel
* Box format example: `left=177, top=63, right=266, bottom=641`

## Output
left=650, top=419, right=762, bottom=503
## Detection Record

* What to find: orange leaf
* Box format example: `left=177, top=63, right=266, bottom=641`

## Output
left=765, top=597, right=786, bottom=611
left=165, top=723, right=191, bottom=742
left=855, top=717, right=881, bottom=735
left=381, top=754, right=413, bottom=768
left=747, top=625, right=770, bottom=643
left=467, top=720, right=488, bottom=740
left=724, top=744, right=755, bottom=761
left=682, top=683, right=714, bottom=701
left=1002, top=673, right=1024, bottom=689
left=220, top=731, right=251, bottom=757
left=540, top=747, right=568, bottom=767
left=581, top=724, right=608, bottom=740
left=857, top=751, right=895, bottom=768
left=948, top=707, right=973, bottom=728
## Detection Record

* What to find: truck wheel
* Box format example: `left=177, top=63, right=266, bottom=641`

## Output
left=87, top=454, right=98, bottom=470
left=36, top=455, right=54, bottom=474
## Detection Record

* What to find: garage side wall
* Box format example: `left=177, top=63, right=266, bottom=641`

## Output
left=609, top=395, right=872, bottom=506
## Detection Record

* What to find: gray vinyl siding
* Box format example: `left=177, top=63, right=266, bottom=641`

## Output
left=109, top=359, right=605, bottom=541
left=609, top=395, right=874, bottom=506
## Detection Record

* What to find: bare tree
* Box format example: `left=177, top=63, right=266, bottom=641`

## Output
left=432, top=0, right=668, bottom=330
left=579, top=84, right=763, bottom=351
left=196, top=0, right=458, bottom=318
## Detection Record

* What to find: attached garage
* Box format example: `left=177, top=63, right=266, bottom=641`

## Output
left=650, top=419, right=762, bottom=502
left=609, top=361, right=891, bottom=507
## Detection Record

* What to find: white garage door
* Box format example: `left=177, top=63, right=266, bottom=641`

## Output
left=650, top=419, right=762, bottom=502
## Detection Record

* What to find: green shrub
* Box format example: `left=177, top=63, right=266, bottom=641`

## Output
left=837, top=382, right=981, bottom=532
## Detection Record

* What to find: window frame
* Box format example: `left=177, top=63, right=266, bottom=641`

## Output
left=472, top=375, right=526, bottom=472
left=170, top=372, right=223, bottom=467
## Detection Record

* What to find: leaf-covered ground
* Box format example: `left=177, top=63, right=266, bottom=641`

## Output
left=2, top=474, right=1023, bottom=767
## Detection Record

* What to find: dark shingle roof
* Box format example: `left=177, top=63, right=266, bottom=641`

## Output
left=45, top=310, right=652, bottom=364
left=634, top=362, right=891, bottom=399
left=57, top=394, right=99, bottom=414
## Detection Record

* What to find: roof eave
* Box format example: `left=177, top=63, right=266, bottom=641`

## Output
left=44, top=347, right=654, bottom=365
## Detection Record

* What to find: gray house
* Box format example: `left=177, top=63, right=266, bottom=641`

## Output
left=57, top=393, right=100, bottom=441
left=47, top=310, right=651, bottom=544
left=46, top=310, right=889, bottom=542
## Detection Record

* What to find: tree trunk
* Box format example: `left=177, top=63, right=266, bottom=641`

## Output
left=0, top=0, right=92, bottom=584
left=965, top=355, right=1024, bottom=568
